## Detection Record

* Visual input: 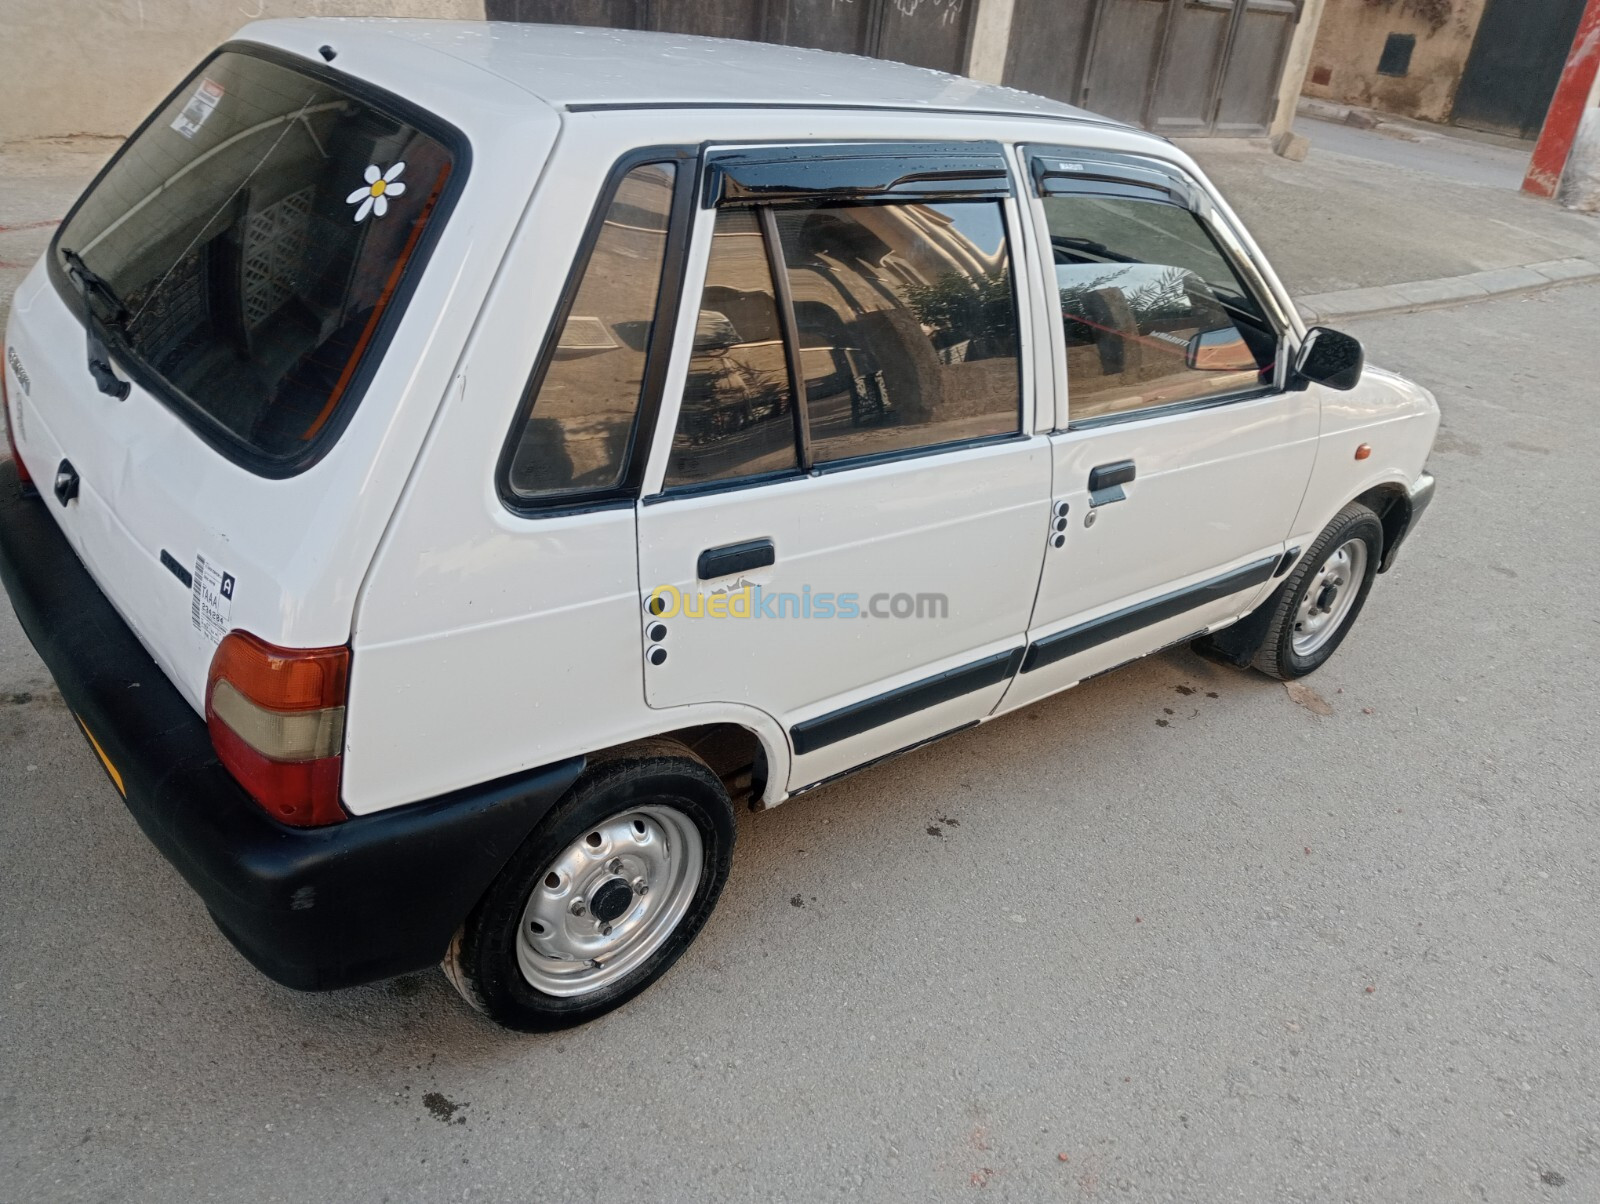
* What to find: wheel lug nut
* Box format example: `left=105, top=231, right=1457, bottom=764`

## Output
left=633, top=876, right=648, bottom=896
left=600, top=923, right=613, bottom=936
left=569, top=900, right=586, bottom=917
left=608, top=858, right=622, bottom=873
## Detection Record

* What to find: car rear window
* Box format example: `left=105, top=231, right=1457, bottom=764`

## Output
left=51, top=48, right=464, bottom=473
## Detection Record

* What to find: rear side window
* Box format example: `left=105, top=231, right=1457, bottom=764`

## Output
left=777, top=202, right=1020, bottom=464
left=664, top=208, right=799, bottom=488
left=1040, top=195, right=1276, bottom=424
left=665, top=198, right=1022, bottom=490
left=51, top=49, right=464, bottom=473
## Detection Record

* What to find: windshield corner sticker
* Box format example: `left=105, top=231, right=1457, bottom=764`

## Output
left=346, top=162, right=407, bottom=223
left=191, top=552, right=235, bottom=645
left=170, top=78, right=225, bottom=141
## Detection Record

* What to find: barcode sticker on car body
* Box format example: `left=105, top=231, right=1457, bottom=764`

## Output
left=191, top=552, right=235, bottom=645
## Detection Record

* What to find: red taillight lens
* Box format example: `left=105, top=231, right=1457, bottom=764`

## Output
left=205, top=632, right=350, bottom=827
left=2, top=365, right=32, bottom=488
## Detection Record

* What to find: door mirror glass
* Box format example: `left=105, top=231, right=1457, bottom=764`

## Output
left=1295, top=326, right=1364, bottom=391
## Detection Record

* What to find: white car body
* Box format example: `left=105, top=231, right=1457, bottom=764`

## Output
left=5, top=20, right=1438, bottom=821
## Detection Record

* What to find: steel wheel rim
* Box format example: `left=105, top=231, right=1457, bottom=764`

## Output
left=516, top=805, right=704, bottom=998
left=1292, top=538, right=1367, bottom=656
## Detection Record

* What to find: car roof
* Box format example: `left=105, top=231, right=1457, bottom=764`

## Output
left=265, top=19, right=1122, bottom=126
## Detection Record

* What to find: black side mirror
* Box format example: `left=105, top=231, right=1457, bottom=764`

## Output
left=1294, top=326, right=1364, bottom=391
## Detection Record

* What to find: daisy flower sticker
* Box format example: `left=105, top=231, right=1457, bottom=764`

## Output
left=347, top=162, right=406, bottom=222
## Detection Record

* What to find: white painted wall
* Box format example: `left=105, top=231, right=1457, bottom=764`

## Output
left=0, top=0, right=483, bottom=143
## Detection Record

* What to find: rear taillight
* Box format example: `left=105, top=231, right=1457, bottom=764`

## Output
left=2, top=364, right=32, bottom=489
left=206, top=632, right=350, bottom=827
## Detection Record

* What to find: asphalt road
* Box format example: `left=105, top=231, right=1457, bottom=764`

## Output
left=3, top=282, right=1598, bottom=1203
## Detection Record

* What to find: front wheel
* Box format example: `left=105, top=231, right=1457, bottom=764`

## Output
left=443, top=741, right=735, bottom=1031
left=1249, top=502, right=1384, bottom=680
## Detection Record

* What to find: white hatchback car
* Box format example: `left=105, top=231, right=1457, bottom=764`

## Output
left=1, top=20, right=1436, bottom=1030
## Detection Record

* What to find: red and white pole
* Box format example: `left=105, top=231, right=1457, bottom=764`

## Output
left=1523, top=0, right=1600, bottom=199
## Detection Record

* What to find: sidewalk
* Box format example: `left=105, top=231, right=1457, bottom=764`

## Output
left=1180, top=123, right=1600, bottom=322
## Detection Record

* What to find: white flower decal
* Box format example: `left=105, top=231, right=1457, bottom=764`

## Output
left=346, top=162, right=406, bottom=222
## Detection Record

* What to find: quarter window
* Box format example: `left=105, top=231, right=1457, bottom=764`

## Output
left=1041, top=195, right=1276, bottom=424
left=506, top=162, right=676, bottom=499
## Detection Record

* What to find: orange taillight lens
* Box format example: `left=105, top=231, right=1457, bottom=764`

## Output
left=205, top=632, right=350, bottom=827
left=2, top=364, right=31, bottom=489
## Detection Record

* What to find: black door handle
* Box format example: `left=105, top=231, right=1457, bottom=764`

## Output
left=698, top=538, right=775, bottom=580
left=1088, top=459, right=1135, bottom=506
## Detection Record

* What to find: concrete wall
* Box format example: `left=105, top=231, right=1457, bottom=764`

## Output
left=1273, top=0, right=1328, bottom=138
left=0, top=0, right=484, bottom=144
left=1302, top=0, right=1486, bottom=123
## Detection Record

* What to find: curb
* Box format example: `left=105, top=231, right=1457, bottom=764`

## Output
left=1294, top=258, right=1600, bottom=324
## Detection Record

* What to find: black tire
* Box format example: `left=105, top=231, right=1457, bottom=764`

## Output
left=1249, top=502, right=1384, bottom=680
left=443, top=740, right=735, bottom=1032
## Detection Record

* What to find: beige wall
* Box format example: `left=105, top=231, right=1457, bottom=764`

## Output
left=0, top=1, right=483, bottom=144
left=1302, top=0, right=1485, bottom=123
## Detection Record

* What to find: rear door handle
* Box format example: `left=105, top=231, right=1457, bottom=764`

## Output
left=1088, top=460, right=1135, bottom=506
left=698, top=538, right=775, bottom=580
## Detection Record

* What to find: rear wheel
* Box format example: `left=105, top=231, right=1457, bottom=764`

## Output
left=1249, top=502, right=1383, bottom=680
left=443, top=742, right=735, bottom=1031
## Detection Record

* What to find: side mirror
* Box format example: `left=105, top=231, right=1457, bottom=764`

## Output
left=1185, top=327, right=1258, bottom=372
left=1294, top=326, right=1364, bottom=391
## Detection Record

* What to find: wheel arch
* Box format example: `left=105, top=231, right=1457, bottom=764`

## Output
left=1351, top=481, right=1413, bottom=573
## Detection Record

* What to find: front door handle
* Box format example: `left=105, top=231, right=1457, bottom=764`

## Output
left=1088, top=460, right=1135, bottom=506
left=698, top=538, right=775, bottom=580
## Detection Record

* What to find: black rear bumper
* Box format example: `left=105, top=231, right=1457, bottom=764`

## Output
left=0, top=459, right=583, bottom=990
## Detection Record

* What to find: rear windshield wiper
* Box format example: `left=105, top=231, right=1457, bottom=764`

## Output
left=60, top=247, right=131, bottom=400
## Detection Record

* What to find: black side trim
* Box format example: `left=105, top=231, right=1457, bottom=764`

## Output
left=159, top=549, right=192, bottom=589
left=706, top=141, right=1011, bottom=207
left=697, top=538, right=775, bottom=580
left=1273, top=546, right=1301, bottom=578
left=790, top=721, right=978, bottom=797
left=1022, top=556, right=1279, bottom=674
left=790, top=647, right=1022, bottom=756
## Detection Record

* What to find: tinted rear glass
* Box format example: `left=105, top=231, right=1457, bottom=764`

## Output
left=52, top=49, right=462, bottom=472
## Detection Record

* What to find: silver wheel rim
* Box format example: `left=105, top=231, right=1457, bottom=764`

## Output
left=1292, top=538, right=1367, bottom=656
left=516, top=805, right=703, bottom=998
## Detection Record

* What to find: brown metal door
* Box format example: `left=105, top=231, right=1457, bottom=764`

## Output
left=1212, top=0, right=1300, bottom=137
left=1000, top=0, right=1300, bottom=136
left=1147, top=0, right=1237, bottom=136
left=491, top=0, right=973, bottom=73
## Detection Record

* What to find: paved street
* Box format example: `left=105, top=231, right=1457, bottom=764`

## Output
left=4, top=249, right=1598, bottom=1197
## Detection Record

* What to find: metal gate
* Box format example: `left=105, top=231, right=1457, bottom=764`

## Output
left=1452, top=0, right=1589, bottom=140
left=486, top=0, right=976, bottom=75
left=1002, top=0, right=1301, bottom=136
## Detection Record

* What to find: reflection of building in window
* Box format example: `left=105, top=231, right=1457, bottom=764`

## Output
left=774, top=201, right=1020, bottom=463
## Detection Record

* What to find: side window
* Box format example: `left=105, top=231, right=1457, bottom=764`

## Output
left=776, top=201, right=1021, bottom=464
left=663, top=194, right=1023, bottom=490
left=506, top=162, right=676, bottom=500
left=663, top=208, right=799, bottom=488
left=1040, top=194, right=1276, bottom=424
